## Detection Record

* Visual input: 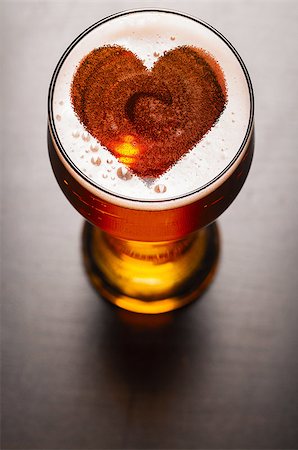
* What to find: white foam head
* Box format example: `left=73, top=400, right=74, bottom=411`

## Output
left=50, top=10, right=253, bottom=205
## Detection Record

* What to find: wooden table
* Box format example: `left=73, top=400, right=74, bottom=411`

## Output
left=1, top=1, right=298, bottom=448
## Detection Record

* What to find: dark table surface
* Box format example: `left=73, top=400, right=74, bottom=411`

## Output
left=1, top=1, right=298, bottom=449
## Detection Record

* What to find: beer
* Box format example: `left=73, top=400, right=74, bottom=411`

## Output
left=48, top=10, right=254, bottom=313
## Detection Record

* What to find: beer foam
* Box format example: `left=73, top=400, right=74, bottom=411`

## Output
left=51, top=10, right=252, bottom=203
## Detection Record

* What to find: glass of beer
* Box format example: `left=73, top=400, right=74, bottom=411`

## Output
left=48, top=9, right=254, bottom=314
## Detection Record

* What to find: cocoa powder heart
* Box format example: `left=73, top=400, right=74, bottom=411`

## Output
left=71, top=45, right=227, bottom=178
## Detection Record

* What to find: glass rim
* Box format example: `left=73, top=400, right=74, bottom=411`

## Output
left=48, top=8, right=254, bottom=205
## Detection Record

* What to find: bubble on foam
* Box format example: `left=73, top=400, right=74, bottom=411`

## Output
left=72, top=129, right=80, bottom=138
left=117, top=166, right=133, bottom=180
left=81, top=131, right=90, bottom=142
left=90, top=143, right=99, bottom=152
left=91, top=156, right=101, bottom=166
left=52, top=10, right=251, bottom=203
left=154, top=184, right=167, bottom=194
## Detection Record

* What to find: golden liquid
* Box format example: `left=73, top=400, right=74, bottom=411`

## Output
left=83, top=222, right=219, bottom=313
left=48, top=130, right=254, bottom=241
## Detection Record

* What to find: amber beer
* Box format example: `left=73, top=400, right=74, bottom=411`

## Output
left=48, top=133, right=253, bottom=241
left=48, top=10, right=254, bottom=313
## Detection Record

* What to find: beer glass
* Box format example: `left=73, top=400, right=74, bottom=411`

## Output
left=48, top=9, right=254, bottom=314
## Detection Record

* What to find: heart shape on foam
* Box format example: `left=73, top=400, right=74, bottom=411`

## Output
left=71, top=45, right=227, bottom=178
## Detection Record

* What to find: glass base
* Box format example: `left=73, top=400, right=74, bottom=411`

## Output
left=82, top=222, right=220, bottom=314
